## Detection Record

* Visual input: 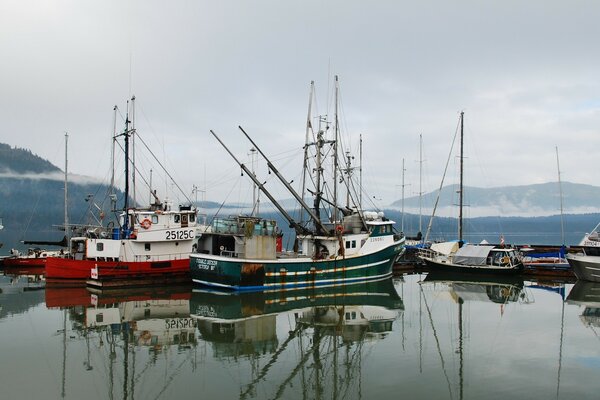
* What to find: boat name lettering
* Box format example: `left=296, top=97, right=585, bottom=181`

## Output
left=165, top=318, right=197, bottom=329
left=197, top=258, right=217, bottom=270
left=165, top=229, right=195, bottom=240
left=583, top=240, right=600, bottom=247
left=195, top=305, right=218, bottom=317
left=371, top=237, right=384, bottom=242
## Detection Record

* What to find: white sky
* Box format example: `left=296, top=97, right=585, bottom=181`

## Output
left=2, top=0, right=599, bottom=208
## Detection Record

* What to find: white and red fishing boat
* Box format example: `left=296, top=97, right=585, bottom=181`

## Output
left=45, top=203, right=198, bottom=283
left=46, top=97, right=199, bottom=285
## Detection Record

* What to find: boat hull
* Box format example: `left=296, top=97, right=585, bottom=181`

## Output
left=3, top=257, right=46, bottom=268
left=45, top=257, right=190, bottom=281
left=190, top=241, right=403, bottom=291
left=566, top=254, right=600, bottom=282
left=422, top=258, right=524, bottom=275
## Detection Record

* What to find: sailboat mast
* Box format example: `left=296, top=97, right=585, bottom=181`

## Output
left=459, top=111, right=464, bottom=242
left=64, top=132, right=69, bottom=243
left=401, top=158, right=405, bottom=233
left=556, top=146, right=565, bottom=245
left=419, top=134, right=423, bottom=233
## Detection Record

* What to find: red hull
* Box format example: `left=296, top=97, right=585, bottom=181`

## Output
left=45, top=285, right=191, bottom=308
left=45, top=257, right=190, bottom=280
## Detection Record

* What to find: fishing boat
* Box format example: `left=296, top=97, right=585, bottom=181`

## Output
left=190, top=78, right=405, bottom=290
left=46, top=98, right=199, bottom=285
left=418, top=112, right=523, bottom=275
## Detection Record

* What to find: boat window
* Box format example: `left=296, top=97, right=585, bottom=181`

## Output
left=152, top=215, right=159, bottom=224
left=174, top=214, right=181, bottom=223
left=96, top=243, right=104, bottom=252
left=145, top=243, right=151, bottom=251
left=182, top=214, right=188, bottom=224
left=352, top=240, right=356, bottom=248
left=96, top=313, right=104, bottom=323
left=346, top=241, right=351, bottom=249
left=190, top=214, right=196, bottom=222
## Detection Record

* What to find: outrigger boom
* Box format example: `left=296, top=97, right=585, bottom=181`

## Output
left=209, top=129, right=311, bottom=236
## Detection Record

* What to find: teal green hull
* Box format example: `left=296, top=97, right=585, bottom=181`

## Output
left=190, top=277, right=404, bottom=321
left=190, top=241, right=403, bottom=291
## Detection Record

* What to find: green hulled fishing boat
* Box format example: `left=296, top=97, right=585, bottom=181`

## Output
left=190, top=78, right=405, bottom=291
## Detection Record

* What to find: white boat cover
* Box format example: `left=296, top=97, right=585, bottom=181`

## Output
left=431, top=241, right=460, bottom=256
left=453, top=244, right=495, bottom=266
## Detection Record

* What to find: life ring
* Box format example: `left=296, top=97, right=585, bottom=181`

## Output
left=335, top=225, right=344, bottom=234
left=140, top=218, right=152, bottom=230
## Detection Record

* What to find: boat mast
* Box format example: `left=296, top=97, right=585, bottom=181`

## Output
left=556, top=146, right=565, bottom=245
left=110, top=106, right=117, bottom=211
left=359, top=134, right=363, bottom=210
left=210, top=130, right=313, bottom=235
left=238, top=126, right=329, bottom=234
left=300, top=81, right=315, bottom=225
left=64, top=132, right=69, bottom=243
left=419, top=133, right=423, bottom=234
left=131, top=96, right=136, bottom=208
left=401, top=158, right=405, bottom=233
left=333, top=75, right=339, bottom=224
left=249, top=147, right=258, bottom=216
left=458, top=111, right=464, bottom=242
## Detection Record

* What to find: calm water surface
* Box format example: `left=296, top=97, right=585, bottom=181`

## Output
left=0, top=270, right=598, bottom=399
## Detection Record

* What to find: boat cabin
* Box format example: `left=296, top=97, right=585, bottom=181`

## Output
left=195, top=215, right=279, bottom=260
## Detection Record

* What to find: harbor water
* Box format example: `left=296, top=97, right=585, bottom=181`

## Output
left=0, top=270, right=597, bottom=399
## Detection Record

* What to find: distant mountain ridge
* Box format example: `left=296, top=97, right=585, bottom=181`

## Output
left=0, top=143, right=60, bottom=174
left=390, top=181, right=600, bottom=217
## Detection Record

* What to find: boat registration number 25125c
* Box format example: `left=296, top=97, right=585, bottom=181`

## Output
left=165, top=229, right=195, bottom=240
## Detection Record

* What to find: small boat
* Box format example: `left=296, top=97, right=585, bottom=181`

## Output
left=418, top=112, right=523, bottom=275
left=419, top=241, right=523, bottom=275
left=46, top=99, right=199, bottom=285
left=191, top=79, right=404, bottom=290
left=3, top=247, right=64, bottom=270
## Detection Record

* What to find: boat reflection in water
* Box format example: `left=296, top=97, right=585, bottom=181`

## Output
left=566, top=280, right=600, bottom=328
left=191, top=278, right=403, bottom=397
left=43, top=284, right=197, bottom=399
left=422, top=271, right=527, bottom=304
left=0, top=271, right=45, bottom=320
left=419, top=272, right=529, bottom=400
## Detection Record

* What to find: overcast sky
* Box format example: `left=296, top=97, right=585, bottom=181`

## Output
left=2, top=0, right=599, bottom=210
